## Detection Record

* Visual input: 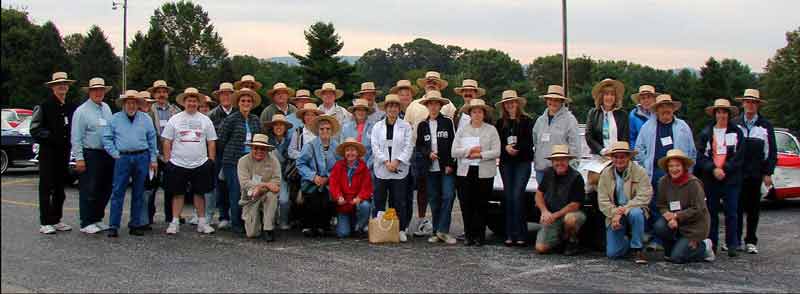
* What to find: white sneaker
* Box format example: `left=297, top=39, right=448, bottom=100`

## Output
left=80, top=224, right=102, bottom=234
left=437, top=232, right=458, bottom=245
left=197, top=223, right=215, bottom=234
left=166, top=222, right=179, bottom=235
left=414, top=219, right=433, bottom=237
left=737, top=243, right=746, bottom=252
left=39, top=225, right=56, bottom=234
left=428, top=235, right=442, bottom=243
left=217, top=220, right=230, bottom=230
left=94, top=222, right=109, bottom=231
left=746, top=243, right=759, bottom=254
left=188, top=215, right=199, bottom=226
left=53, top=222, right=72, bottom=231
left=721, top=244, right=728, bottom=251
left=279, top=224, right=291, bottom=231
left=703, top=239, right=716, bottom=262
left=399, top=230, right=408, bottom=243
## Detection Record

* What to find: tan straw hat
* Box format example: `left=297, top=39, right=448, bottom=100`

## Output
left=336, top=137, right=367, bottom=158
left=309, top=115, right=341, bottom=136
left=212, top=82, right=235, bottom=98
left=419, top=90, right=451, bottom=106
left=202, top=95, right=217, bottom=107
left=146, top=80, right=173, bottom=93
left=355, top=82, right=382, bottom=96
left=137, top=90, right=156, bottom=103
left=116, top=90, right=142, bottom=108
left=266, top=82, right=295, bottom=99
left=314, top=82, right=344, bottom=99
left=295, top=103, right=324, bottom=119
left=705, top=98, right=739, bottom=116
left=263, top=114, right=294, bottom=130
left=460, top=99, right=493, bottom=116
left=416, top=71, right=448, bottom=90
left=591, top=78, right=625, bottom=109
left=453, top=79, right=486, bottom=98
left=176, top=87, right=204, bottom=107
left=45, top=72, right=76, bottom=86
left=603, top=141, right=637, bottom=157
left=233, top=88, right=262, bottom=106
left=81, top=77, right=113, bottom=93
left=348, top=99, right=375, bottom=114
left=389, top=80, right=419, bottom=96
left=495, top=90, right=526, bottom=108
left=246, top=133, right=275, bottom=149
left=735, top=89, right=766, bottom=104
left=546, top=144, right=576, bottom=160
left=234, top=75, right=263, bottom=91
left=381, top=94, right=403, bottom=110
left=291, top=89, right=318, bottom=102
left=652, top=94, right=682, bottom=111
left=658, top=149, right=694, bottom=171
left=631, top=85, right=661, bottom=103
left=539, top=85, right=572, bottom=103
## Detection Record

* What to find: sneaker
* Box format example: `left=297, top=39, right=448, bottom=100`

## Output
left=428, top=235, right=442, bottom=243
left=166, top=222, right=179, bottom=235
left=53, top=222, right=72, bottom=231
left=94, top=222, right=109, bottom=231
left=80, top=224, right=102, bottom=234
left=302, top=228, right=313, bottom=237
left=721, top=244, right=728, bottom=252
left=633, top=250, right=648, bottom=264
left=188, top=215, right=199, bottom=225
left=39, top=225, right=56, bottom=234
left=107, top=229, right=119, bottom=238
left=399, top=230, right=408, bottom=243
left=197, top=223, right=215, bottom=234
left=646, top=242, right=664, bottom=252
left=217, top=220, right=231, bottom=230
left=703, top=239, right=716, bottom=262
left=737, top=243, right=746, bottom=252
left=746, top=243, right=759, bottom=254
left=414, top=219, right=433, bottom=237
left=279, top=224, right=291, bottom=231
left=437, top=232, right=458, bottom=245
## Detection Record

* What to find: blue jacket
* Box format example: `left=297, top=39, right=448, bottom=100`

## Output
left=629, top=105, right=654, bottom=149
left=102, top=111, right=158, bottom=162
left=634, top=117, right=696, bottom=179
left=296, top=138, right=340, bottom=181
left=340, top=120, right=375, bottom=168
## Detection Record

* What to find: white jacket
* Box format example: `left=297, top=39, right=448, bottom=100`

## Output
left=371, top=118, right=414, bottom=179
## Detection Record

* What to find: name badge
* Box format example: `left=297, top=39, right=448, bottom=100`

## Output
left=64, top=116, right=69, bottom=125
left=98, top=118, right=107, bottom=126
left=507, top=136, right=518, bottom=145
left=725, top=133, right=738, bottom=146
left=541, top=133, right=551, bottom=142
left=669, top=201, right=681, bottom=211
left=716, top=144, right=727, bottom=155
left=660, top=136, right=673, bottom=147
left=252, top=175, right=262, bottom=182
left=246, top=132, right=252, bottom=142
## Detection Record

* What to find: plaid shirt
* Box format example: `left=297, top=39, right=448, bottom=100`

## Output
left=219, top=111, right=261, bottom=165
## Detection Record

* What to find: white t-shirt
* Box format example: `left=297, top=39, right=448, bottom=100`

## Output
left=161, top=111, right=218, bottom=169
left=713, top=127, right=726, bottom=155
left=428, top=119, right=440, bottom=172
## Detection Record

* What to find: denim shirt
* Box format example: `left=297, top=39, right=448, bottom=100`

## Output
left=296, top=138, right=340, bottom=181
left=71, top=99, right=113, bottom=160
left=103, top=111, right=158, bottom=162
left=340, top=120, right=375, bottom=168
left=615, top=170, right=628, bottom=206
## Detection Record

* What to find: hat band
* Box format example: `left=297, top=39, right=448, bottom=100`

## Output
left=547, top=92, right=563, bottom=96
left=744, top=96, right=760, bottom=99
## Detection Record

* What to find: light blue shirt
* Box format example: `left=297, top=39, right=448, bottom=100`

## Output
left=103, top=111, right=158, bottom=162
left=71, top=99, right=113, bottom=160
left=744, top=113, right=759, bottom=130
left=614, top=170, right=628, bottom=206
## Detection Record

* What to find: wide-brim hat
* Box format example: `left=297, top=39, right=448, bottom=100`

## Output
left=460, top=99, right=494, bottom=116
left=705, top=98, right=739, bottom=116
left=137, top=91, right=156, bottom=104
left=389, top=80, right=419, bottom=96
left=416, top=71, right=448, bottom=90
left=314, top=82, right=344, bottom=99
left=246, top=133, right=275, bottom=149
left=591, top=78, right=625, bottom=109
left=355, top=82, right=382, bottom=96
left=202, top=95, right=217, bottom=107
left=652, top=94, right=682, bottom=111
left=267, top=82, right=296, bottom=99
left=146, top=80, right=173, bottom=93
left=296, top=103, right=324, bottom=119
left=546, top=144, right=576, bottom=160
left=631, top=85, right=661, bottom=104
left=348, top=98, right=376, bottom=114
left=45, top=72, right=76, bottom=86
left=381, top=94, right=403, bottom=110
left=263, top=114, right=294, bottom=130
left=453, top=79, right=486, bottom=98
left=291, top=89, right=318, bottom=102
left=735, top=89, right=766, bottom=104
left=603, top=141, right=637, bottom=157
left=419, top=90, right=451, bottom=106
left=212, top=82, right=235, bottom=97
left=234, top=75, right=263, bottom=91
left=176, top=87, right=204, bottom=107
left=336, top=137, right=367, bottom=158
left=81, top=77, right=112, bottom=93
left=658, top=149, right=694, bottom=171
left=309, top=115, right=341, bottom=136
left=116, top=90, right=143, bottom=108
left=494, top=89, right=526, bottom=108
left=233, top=88, right=262, bottom=106
left=539, top=85, right=572, bottom=103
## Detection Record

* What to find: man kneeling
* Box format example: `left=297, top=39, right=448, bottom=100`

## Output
left=534, top=145, right=586, bottom=256
left=238, top=134, right=282, bottom=241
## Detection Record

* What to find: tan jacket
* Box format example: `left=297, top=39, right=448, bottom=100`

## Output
left=597, top=162, right=653, bottom=226
left=237, top=153, right=282, bottom=206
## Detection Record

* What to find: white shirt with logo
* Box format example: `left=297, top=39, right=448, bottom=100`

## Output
left=161, top=111, right=217, bottom=169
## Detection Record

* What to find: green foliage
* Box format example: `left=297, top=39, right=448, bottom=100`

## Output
left=75, top=25, right=122, bottom=103
left=762, top=27, right=800, bottom=131
left=126, top=24, right=172, bottom=92
left=290, top=22, right=356, bottom=105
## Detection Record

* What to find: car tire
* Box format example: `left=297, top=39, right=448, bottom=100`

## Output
left=1, top=149, right=8, bottom=175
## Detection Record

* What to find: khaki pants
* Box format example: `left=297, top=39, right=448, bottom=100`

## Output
left=241, top=192, right=278, bottom=238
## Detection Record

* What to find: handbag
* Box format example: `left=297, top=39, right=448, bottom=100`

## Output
left=368, top=208, right=400, bottom=244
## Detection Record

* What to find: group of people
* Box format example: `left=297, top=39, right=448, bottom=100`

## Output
left=30, top=70, right=777, bottom=265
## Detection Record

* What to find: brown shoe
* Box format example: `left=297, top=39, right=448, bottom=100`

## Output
left=634, top=250, right=648, bottom=264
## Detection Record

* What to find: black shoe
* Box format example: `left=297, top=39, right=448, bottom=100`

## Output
left=464, top=239, right=475, bottom=246
left=515, top=240, right=528, bottom=247
left=263, top=230, right=275, bottom=242
left=315, top=228, right=325, bottom=237
left=302, top=228, right=314, bottom=237
left=129, top=228, right=144, bottom=236
left=474, top=239, right=484, bottom=247
left=728, top=249, right=738, bottom=258
left=107, top=229, right=119, bottom=238
left=140, top=224, right=153, bottom=231
left=564, top=241, right=581, bottom=256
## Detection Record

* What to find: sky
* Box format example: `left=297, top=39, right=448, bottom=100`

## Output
left=5, top=0, right=798, bottom=71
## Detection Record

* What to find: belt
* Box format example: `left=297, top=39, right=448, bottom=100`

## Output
left=120, top=149, right=147, bottom=155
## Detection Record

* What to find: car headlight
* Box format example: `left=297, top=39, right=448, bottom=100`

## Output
left=32, top=143, right=39, bottom=154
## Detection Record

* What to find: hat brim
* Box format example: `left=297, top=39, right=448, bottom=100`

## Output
left=291, top=96, right=318, bottom=103
left=348, top=104, right=376, bottom=114
left=264, top=119, right=294, bottom=130
left=380, top=100, right=403, bottom=111
left=176, top=93, right=202, bottom=107
left=355, top=89, right=382, bottom=96
left=545, top=154, right=577, bottom=160
left=705, top=105, right=739, bottom=117
left=147, top=85, right=174, bottom=94
left=539, top=94, right=572, bottom=103
left=267, top=87, right=296, bottom=99
left=45, top=79, right=76, bottom=86
left=460, top=104, right=494, bottom=117
left=336, top=141, right=367, bottom=158
left=735, top=97, right=767, bottom=104
left=296, top=108, right=324, bottom=119
left=604, top=148, right=638, bottom=157
left=309, top=115, right=341, bottom=136
left=631, top=91, right=661, bottom=104
left=653, top=100, right=682, bottom=111
left=246, top=142, right=275, bottom=149
left=454, top=87, right=486, bottom=98
left=234, top=80, right=263, bottom=91
left=389, top=85, right=419, bottom=96
left=81, top=86, right=113, bottom=94
left=591, top=80, right=625, bottom=109
left=420, top=97, right=451, bottom=107
left=494, top=97, right=526, bottom=108
left=116, top=96, right=143, bottom=108
left=314, top=89, right=344, bottom=99
left=234, top=89, right=262, bottom=106
left=416, top=78, right=448, bottom=90
left=212, top=88, right=234, bottom=98
left=658, top=155, right=694, bottom=171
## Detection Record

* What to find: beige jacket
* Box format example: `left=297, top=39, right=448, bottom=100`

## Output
left=237, top=153, right=282, bottom=206
left=597, top=161, right=653, bottom=226
left=451, top=122, right=501, bottom=178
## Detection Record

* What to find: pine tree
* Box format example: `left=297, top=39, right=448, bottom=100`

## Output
left=76, top=25, right=122, bottom=100
left=290, top=22, right=356, bottom=103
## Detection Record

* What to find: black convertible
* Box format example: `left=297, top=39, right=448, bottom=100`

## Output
left=1, top=126, right=36, bottom=174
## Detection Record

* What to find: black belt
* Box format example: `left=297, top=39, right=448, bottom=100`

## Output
left=120, top=149, right=147, bottom=155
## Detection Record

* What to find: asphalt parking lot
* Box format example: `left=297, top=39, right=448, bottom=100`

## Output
left=2, top=167, right=800, bottom=293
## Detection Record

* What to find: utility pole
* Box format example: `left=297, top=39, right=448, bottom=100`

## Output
left=113, top=0, right=128, bottom=91
left=561, top=0, right=569, bottom=98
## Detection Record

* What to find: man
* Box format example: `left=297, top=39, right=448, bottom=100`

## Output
left=415, top=71, right=457, bottom=119
left=234, top=74, right=263, bottom=91
left=354, top=82, right=385, bottom=123
left=161, top=87, right=218, bottom=235
left=136, top=90, right=156, bottom=112
left=733, top=89, right=776, bottom=254
left=71, top=77, right=115, bottom=234
left=388, top=80, right=418, bottom=120
left=102, top=90, right=158, bottom=237
left=259, top=82, right=297, bottom=125
left=146, top=80, right=181, bottom=224
left=315, top=82, right=352, bottom=124
left=207, top=82, right=236, bottom=229
left=453, top=79, right=486, bottom=129
left=534, top=145, right=586, bottom=256
left=31, top=72, right=78, bottom=234
left=237, top=134, right=282, bottom=241
left=629, top=85, right=660, bottom=148
left=597, top=142, right=652, bottom=263
left=286, top=89, right=316, bottom=135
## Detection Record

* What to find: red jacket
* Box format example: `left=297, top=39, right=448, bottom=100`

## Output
left=329, top=159, right=373, bottom=214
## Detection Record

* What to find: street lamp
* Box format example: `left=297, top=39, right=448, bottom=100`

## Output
left=561, top=0, right=569, bottom=97
left=112, top=0, right=128, bottom=92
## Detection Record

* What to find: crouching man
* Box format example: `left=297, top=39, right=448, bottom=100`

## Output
left=238, top=134, right=282, bottom=241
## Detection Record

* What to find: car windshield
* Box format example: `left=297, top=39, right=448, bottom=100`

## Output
left=776, top=131, right=799, bottom=155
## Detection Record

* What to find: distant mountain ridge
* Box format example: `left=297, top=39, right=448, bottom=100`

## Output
left=268, top=56, right=360, bottom=66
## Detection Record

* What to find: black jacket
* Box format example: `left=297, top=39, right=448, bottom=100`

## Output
left=415, top=115, right=457, bottom=173
left=30, top=95, right=76, bottom=152
left=585, top=107, right=629, bottom=155
left=495, top=115, right=534, bottom=163
left=696, top=121, right=745, bottom=185
left=733, top=113, right=778, bottom=179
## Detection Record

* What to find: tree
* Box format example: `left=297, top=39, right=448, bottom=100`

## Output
left=126, top=23, right=170, bottom=91
left=762, top=27, right=800, bottom=130
left=290, top=22, right=356, bottom=103
left=355, top=48, right=397, bottom=89
left=75, top=25, right=122, bottom=100
left=1, top=8, right=40, bottom=107
left=455, top=49, right=524, bottom=104
left=693, top=57, right=757, bottom=130
left=32, top=21, right=71, bottom=101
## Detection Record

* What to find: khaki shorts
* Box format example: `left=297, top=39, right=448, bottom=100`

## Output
left=535, top=211, right=586, bottom=248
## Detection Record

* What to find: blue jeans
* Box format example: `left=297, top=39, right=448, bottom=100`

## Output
left=223, top=163, right=243, bottom=230
left=278, top=179, right=290, bottom=226
left=535, top=170, right=545, bottom=185
left=605, top=207, right=646, bottom=258
left=373, top=177, right=409, bottom=230
left=79, top=149, right=115, bottom=228
left=215, top=148, right=229, bottom=222
left=336, top=201, right=371, bottom=237
left=706, top=181, right=741, bottom=249
left=109, top=152, right=149, bottom=229
left=426, top=171, right=456, bottom=234
left=648, top=173, right=664, bottom=244
left=654, top=217, right=708, bottom=264
left=500, top=161, right=532, bottom=241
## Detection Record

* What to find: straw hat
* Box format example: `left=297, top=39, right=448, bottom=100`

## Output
left=603, top=141, right=637, bottom=157
left=291, top=89, right=318, bottom=102
left=309, top=115, right=341, bottom=136
left=246, top=133, right=275, bottom=150
left=263, top=114, right=294, bottom=130
left=45, top=72, right=75, bottom=86
left=146, top=80, right=173, bottom=93
left=419, top=90, right=451, bottom=106
left=233, top=87, right=262, bottom=106
left=137, top=90, right=156, bottom=103
left=735, top=89, right=766, bottom=104
left=416, top=71, right=448, bottom=90
left=495, top=90, right=526, bottom=108
left=314, top=82, right=344, bottom=99
left=116, top=90, right=142, bottom=108
left=546, top=144, right=576, bottom=160
left=705, top=98, right=739, bottom=116
left=389, top=80, right=419, bottom=96
left=295, top=103, right=324, bottom=119
left=538, top=85, right=572, bottom=103
left=652, top=94, right=682, bottom=111
left=658, top=149, right=694, bottom=171
left=234, top=75, right=263, bottom=91
left=381, top=94, right=403, bottom=110
left=212, top=82, right=235, bottom=98
left=81, top=77, right=112, bottom=93
left=176, top=87, right=204, bottom=107
left=336, top=137, right=367, bottom=158
left=591, top=78, right=625, bottom=109
left=453, top=79, right=486, bottom=98
left=202, top=95, right=217, bottom=107
left=348, top=99, right=375, bottom=114
left=460, top=99, right=493, bottom=116
left=355, top=82, right=382, bottom=96
left=631, top=85, right=660, bottom=104
left=266, top=82, right=295, bottom=99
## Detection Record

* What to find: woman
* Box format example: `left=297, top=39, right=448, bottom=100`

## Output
left=329, top=138, right=373, bottom=238
left=370, top=94, right=414, bottom=242
left=586, top=78, right=630, bottom=155
left=341, top=99, right=375, bottom=168
left=415, top=91, right=457, bottom=245
left=532, top=85, right=579, bottom=183
left=296, top=115, right=340, bottom=237
left=265, top=114, right=294, bottom=230
left=452, top=99, right=501, bottom=246
left=696, top=99, right=744, bottom=256
left=289, top=103, right=323, bottom=160
left=219, top=88, right=262, bottom=233
left=654, top=149, right=715, bottom=264
left=494, top=90, right=534, bottom=247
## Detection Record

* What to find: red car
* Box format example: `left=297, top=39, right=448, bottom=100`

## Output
left=2, top=108, right=33, bottom=129
left=769, top=128, right=800, bottom=200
